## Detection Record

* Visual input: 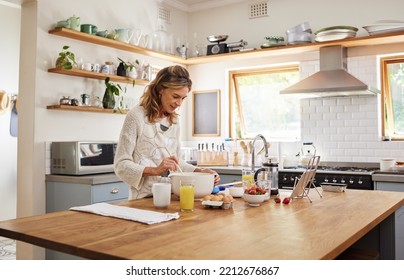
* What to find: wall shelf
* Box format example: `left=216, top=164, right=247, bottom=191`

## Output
left=49, top=28, right=404, bottom=66
left=49, top=28, right=184, bottom=64
left=47, top=68, right=148, bottom=85
left=47, top=105, right=128, bottom=114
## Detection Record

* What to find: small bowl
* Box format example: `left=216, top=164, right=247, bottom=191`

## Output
left=229, top=186, right=244, bottom=198
left=243, top=194, right=266, bottom=206
left=207, top=35, right=228, bottom=43
left=96, top=30, right=108, bottom=37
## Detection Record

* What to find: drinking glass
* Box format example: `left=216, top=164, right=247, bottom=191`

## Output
left=242, top=169, right=254, bottom=189
left=179, top=180, right=195, bottom=212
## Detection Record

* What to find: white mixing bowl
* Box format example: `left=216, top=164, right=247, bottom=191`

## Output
left=169, top=172, right=215, bottom=198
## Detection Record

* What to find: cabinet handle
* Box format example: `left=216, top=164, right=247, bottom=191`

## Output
left=110, top=188, right=119, bottom=194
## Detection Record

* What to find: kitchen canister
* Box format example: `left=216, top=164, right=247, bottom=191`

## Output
left=380, top=159, right=395, bottom=171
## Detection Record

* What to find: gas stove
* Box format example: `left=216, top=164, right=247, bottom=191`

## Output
left=279, top=162, right=379, bottom=190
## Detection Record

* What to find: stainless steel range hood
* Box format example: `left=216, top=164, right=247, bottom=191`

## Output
left=280, top=45, right=379, bottom=97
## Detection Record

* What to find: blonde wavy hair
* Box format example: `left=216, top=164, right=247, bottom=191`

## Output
left=139, top=65, right=192, bottom=125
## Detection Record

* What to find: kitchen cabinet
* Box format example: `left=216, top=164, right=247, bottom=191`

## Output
left=49, top=28, right=404, bottom=66
left=45, top=173, right=129, bottom=259
left=373, top=173, right=404, bottom=260
left=46, top=174, right=129, bottom=212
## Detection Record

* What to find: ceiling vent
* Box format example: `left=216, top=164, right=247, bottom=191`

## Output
left=280, top=45, right=379, bottom=97
left=158, top=6, right=171, bottom=24
left=249, top=1, right=269, bottom=19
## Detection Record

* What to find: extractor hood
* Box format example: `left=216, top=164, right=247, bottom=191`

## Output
left=280, top=45, right=379, bottom=97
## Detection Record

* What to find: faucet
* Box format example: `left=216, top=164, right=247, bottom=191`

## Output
left=251, top=134, right=269, bottom=172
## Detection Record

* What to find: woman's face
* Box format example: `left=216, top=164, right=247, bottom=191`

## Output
left=159, top=86, right=189, bottom=116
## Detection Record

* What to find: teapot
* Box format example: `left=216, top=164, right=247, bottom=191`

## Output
left=115, top=28, right=134, bottom=43
left=254, top=159, right=278, bottom=195
left=299, top=142, right=316, bottom=166
left=68, top=15, right=80, bottom=31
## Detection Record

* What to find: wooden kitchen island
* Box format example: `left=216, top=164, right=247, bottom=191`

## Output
left=1, top=189, right=403, bottom=260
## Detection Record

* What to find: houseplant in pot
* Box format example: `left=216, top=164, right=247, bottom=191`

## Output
left=103, top=77, right=123, bottom=109
left=55, top=45, right=77, bottom=70
left=117, top=57, right=139, bottom=78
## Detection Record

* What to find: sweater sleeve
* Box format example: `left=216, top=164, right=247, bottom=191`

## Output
left=114, top=108, right=145, bottom=192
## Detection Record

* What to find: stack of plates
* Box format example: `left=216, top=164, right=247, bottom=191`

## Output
left=314, top=25, right=358, bottom=42
left=363, top=20, right=404, bottom=35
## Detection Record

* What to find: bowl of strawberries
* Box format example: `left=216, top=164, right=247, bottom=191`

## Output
left=243, top=185, right=267, bottom=206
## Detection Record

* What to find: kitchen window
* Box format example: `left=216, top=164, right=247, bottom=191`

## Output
left=381, top=55, right=404, bottom=140
left=229, top=65, right=300, bottom=140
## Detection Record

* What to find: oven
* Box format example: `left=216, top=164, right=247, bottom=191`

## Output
left=279, top=163, right=379, bottom=191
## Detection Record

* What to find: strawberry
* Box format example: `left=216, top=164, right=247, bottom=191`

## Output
left=274, top=197, right=281, bottom=203
left=282, top=197, right=291, bottom=204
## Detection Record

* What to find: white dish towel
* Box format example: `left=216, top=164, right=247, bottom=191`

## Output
left=70, top=203, right=180, bottom=225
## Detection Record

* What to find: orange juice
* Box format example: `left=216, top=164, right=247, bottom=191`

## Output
left=180, top=185, right=194, bottom=211
left=242, top=174, right=254, bottom=189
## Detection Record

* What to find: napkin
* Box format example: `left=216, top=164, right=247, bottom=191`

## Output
left=70, top=203, right=180, bottom=225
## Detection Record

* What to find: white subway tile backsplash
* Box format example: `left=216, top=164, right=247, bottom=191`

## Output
left=279, top=55, right=404, bottom=163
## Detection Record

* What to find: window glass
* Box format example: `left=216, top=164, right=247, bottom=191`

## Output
left=230, top=66, right=301, bottom=140
left=381, top=56, right=404, bottom=140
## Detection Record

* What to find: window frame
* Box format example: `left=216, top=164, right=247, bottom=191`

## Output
left=380, top=55, right=404, bottom=141
left=228, top=65, right=300, bottom=139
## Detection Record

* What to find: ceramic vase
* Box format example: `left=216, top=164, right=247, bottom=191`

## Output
left=102, top=89, right=115, bottom=109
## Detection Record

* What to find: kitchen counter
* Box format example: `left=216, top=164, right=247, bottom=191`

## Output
left=46, top=173, right=121, bottom=185
left=372, top=171, right=404, bottom=183
left=1, top=189, right=403, bottom=260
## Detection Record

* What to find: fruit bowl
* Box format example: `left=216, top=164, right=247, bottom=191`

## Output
left=243, top=194, right=266, bottom=206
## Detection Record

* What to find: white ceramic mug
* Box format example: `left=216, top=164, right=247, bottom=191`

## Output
left=83, top=62, right=92, bottom=71
left=152, top=182, right=171, bottom=208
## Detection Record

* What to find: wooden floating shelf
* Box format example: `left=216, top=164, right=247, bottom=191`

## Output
left=48, top=68, right=149, bottom=86
left=49, top=28, right=184, bottom=64
left=49, top=28, right=404, bottom=66
left=46, top=105, right=128, bottom=114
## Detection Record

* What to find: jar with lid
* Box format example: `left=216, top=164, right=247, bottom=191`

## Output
left=105, top=61, right=115, bottom=75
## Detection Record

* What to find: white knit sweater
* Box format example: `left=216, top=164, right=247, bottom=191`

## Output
left=114, top=105, right=196, bottom=199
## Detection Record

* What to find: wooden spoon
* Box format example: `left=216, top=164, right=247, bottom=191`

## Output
left=240, top=141, right=248, bottom=153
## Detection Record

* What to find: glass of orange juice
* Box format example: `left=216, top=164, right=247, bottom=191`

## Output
left=179, top=180, right=195, bottom=212
left=242, top=169, right=254, bottom=189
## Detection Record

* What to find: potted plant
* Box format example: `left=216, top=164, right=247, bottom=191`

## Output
left=117, top=57, right=139, bottom=79
left=102, top=77, right=123, bottom=109
left=55, top=45, right=77, bottom=70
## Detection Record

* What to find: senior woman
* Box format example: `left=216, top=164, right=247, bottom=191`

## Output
left=114, top=65, right=220, bottom=199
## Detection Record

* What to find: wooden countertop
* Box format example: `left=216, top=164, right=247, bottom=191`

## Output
left=1, top=189, right=403, bottom=260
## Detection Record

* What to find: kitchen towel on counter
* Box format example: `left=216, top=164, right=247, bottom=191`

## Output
left=70, top=203, right=179, bottom=224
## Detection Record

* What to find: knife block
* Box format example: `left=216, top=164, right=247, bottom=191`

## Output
left=197, top=151, right=229, bottom=166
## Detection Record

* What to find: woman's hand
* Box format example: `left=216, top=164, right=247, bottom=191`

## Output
left=144, top=156, right=180, bottom=176
left=195, top=167, right=221, bottom=185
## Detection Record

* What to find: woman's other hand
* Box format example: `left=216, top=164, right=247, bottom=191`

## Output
left=195, top=167, right=221, bottom=185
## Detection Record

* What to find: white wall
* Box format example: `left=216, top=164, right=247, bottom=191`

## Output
left=0, top=2, right=20, bottom=221
left=186, top=0, right=404, bottom=53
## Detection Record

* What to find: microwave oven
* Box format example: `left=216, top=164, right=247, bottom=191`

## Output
left=51, top=141, right=117, bottom=175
